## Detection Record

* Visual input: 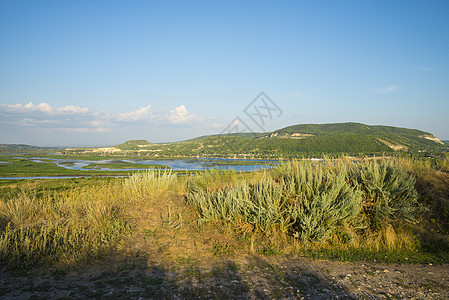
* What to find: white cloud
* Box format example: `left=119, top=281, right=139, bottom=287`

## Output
left=38, top=103, right=53, bottom=113
left=0, top=101, right=153, bottom=132
left=89, top=119, right=111, bottom=128
left=0, top=102, right=89, bottom=115
left=230, top=119, right=239, bottom=127
left=0, top=102, right=209, bottom=138
left=57, top=105, right=89, bottom=114
left=56, top=127, right=111, bottom=133
left=116, top=105, right=151, bottom=121
left=166, top=105, right=203, bottom=124
left=372, top=85, right=398, bottom=94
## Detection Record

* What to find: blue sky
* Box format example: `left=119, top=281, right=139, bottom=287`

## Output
left=1, top=0, right=448, bottom=146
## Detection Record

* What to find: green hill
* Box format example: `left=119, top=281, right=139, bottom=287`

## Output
left=175, top=123, right=446, bottom=157
left=264, top=122, right=445, bottom=153
left=0, top=144, right=47, bottom=152
left=184, top=132, right=266, bottom=142
left=271, top=122, right=427, bottom=136
left=93, top=123, right=447, bottom=158
left=115, top=140, right=152, bottom=150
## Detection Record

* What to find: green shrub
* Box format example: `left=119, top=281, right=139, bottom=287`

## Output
left=187, top=159, right=421, bottom=244
left=186, top=174, right=289, bottom=233
left=187, top=163, right=362, bottom=242
left=353, top=160, right=420, bottom=230
left=273, top=161, right=362, bottom=242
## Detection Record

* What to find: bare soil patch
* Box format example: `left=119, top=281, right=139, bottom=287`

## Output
left=1, top=256, right=448, bottom=299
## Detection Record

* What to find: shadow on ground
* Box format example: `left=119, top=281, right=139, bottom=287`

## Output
left=0, top=253, right=354, bottom=299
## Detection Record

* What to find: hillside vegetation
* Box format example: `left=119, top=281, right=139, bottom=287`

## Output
left=115, top=140, right=152, bottom=150
left=67, top=122, right=447, bottom=158
left=0, top=144, right=46, bottom=152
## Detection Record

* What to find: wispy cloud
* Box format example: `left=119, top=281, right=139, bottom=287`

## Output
left=56, top=127, right=111, bottom=133
left=415, top=67, right=435, bottom=71
left=211, top=123, right=225, bottom=128
left=372, top=85, right=398, bottom=94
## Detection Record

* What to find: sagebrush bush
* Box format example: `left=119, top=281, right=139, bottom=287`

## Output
left=353, top=159, right=420, bottom=230
left=187, top=159, right=421, bottom=243
left=187, top=162, right=363, bottom=242
left=273, top=161, right=362, bottom=242
left=186, top=175, right=290, bottom=233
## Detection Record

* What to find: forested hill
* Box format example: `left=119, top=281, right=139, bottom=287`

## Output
left=262, top=122, right=445, bottom=152
left=115, top=140, right=152, bottom=150
left=104, top=122, right=447, bottom=158
left=270, top=122, right=432, bottom=137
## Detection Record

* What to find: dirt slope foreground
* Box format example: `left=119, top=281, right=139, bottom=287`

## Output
left=1, top=256, right=448, bottom=299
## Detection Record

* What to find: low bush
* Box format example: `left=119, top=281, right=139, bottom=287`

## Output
left=187, top=159, right=422, bottom=244
left=353, top=160, right=420, bottom=230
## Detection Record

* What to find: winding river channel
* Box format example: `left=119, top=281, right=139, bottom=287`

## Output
left=0, top=157, right=278, bottom=180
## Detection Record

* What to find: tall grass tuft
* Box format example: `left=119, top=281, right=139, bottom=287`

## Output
left=124, top=169, right=174, bottom=199
left=0, top=182, right=132, bottom=268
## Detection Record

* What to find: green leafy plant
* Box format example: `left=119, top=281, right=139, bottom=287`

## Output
left=354, top=160, right=420, bottom=230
